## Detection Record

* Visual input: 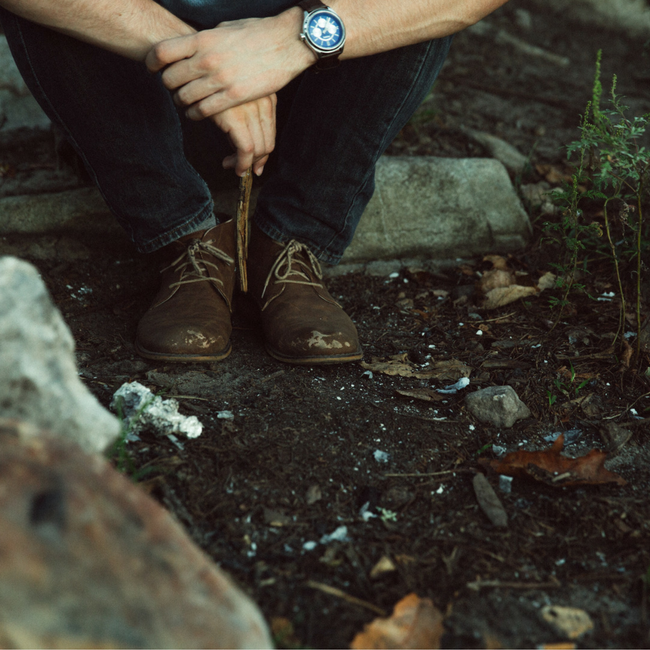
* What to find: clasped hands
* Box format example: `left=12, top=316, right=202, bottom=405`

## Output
left=145, top=12, right=310, bottom=177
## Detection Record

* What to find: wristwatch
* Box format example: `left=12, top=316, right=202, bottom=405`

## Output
left=298, top=0, right=346, bottom=71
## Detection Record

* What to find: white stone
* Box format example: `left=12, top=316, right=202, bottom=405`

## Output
left=0, top=256, right=120, bottom=453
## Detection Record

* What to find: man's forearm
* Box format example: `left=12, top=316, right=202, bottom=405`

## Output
left=0, top=0, right=195, bottom=60
left=328, top=0, right=508, bottom=59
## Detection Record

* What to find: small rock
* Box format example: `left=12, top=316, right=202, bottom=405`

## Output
left=461, top=128, right=529, bottom=176
left=0, top=422, right=272, bottom=648
left=0, top=257, right=120, bottom=453
left=465, top=385, right=531, bottom=428
left=541, top=605, right=594, bottom=640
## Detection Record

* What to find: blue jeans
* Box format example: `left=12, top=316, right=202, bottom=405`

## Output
left=1, top=3, right=451, bottom=263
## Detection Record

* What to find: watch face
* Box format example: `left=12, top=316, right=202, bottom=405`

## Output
left=306, top=10, right=344, bottom=52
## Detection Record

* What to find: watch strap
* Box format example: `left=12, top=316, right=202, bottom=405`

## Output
left=298, top=0, right=327, bottom=13
left=297, top=0, right=343, bottom=72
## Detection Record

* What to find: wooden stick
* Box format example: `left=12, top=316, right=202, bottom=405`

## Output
left=306, top=581, right=387, bottom=616
left=236, top=167, right=253, bottom=292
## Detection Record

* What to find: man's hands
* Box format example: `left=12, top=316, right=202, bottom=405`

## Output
left=146, top=10, right=312, bottom=119
left=211, top=94, right=277, bottom=177
left=145, top=10, right=312, bottom=177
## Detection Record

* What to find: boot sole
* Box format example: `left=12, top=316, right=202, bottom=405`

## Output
left=266, top=345, right=363, bottom=365
left=134, top=340, right=232, bottom=363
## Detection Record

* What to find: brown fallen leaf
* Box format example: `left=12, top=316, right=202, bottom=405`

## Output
left=479, top=434, right=627, bottom=487
left=361, top=358, right=471, bottom=381
left=537, top=271, right=557, bottom=291
left=620, top=338, right=633, bottom=369
left=482, top=284, right=538, bottom=310
left=350, top=593, right=444, bottom=650
left=536, top=163, right=573, bottom=185
left=472, top=473, right=508, bottom=528
left=395, top=388, right=445, bottom=403
left=483, top=254, right=510, bottom=270
left=478, top=268, right=516, bottom=293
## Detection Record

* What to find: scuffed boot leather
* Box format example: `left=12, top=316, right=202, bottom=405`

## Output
left=135, top=219, right=236, bottom=362
left=248, top=226, right=362, bottom=365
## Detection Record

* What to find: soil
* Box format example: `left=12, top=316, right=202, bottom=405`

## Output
left=2, top=1, right=650, bottom=647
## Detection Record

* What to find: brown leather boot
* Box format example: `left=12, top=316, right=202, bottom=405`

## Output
left=135, top=219, right=236, bottom=362
left=247, top=226, right=363, bottom=365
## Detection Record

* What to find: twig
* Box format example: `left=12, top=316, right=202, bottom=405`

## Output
left=236, top=167, right=253, bottom=292
left=166, top=395, right=211, bottom=401
left=306, top=581, right=387, bottom=616
left=481, top=311, right=517, bottom=323
left=383, top=470, right=470, bottom=478
left=467, top=578, right=561, bottom=592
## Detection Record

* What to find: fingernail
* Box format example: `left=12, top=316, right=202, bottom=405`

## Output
left=256, top=166, right=265, bottom=177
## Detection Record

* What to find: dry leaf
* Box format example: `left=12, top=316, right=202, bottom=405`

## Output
left=537, top=271, right=557, bottom=291
left=350, top=593, right=444, bottom=649
left=361, top=358, right=471, bottom=381
left=600, top=421, right=633, bottom=454
left=479, top=434, right=626, bottom=487
left=482, top=285, right=538, bottom=310
left=271, top=617, right=301, bottom=648
left=472, top=473, right=508, bottom=527
left=479, top=269, right=516, bottom=293
left=621, top=338, right=633, bottom=369
left=370, top=556, right=397, bottom=579
left=483, top=254, right=510, bottom=270
left=536, top=163, right=572, bottom=185
left=395, top=388, right=445, bottom=403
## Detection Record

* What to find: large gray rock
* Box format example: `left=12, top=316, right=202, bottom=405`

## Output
left=0, top=420, right=272, bottom=648
left=465, top=385, right=531, bottom=428
left=0, top=256, right=120, bottom=453
left=341, top=156, right=532, bottom=263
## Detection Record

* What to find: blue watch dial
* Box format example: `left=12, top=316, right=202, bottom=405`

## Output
left=306, top=11, right=344, bottom=51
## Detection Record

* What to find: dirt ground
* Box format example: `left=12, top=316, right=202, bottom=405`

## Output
left=2, top=1, right=650, bottom=647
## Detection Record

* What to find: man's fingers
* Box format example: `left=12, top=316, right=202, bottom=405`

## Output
left=145, top=36, right=196, bottom=74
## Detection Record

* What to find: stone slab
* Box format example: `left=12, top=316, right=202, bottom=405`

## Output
left=341, top=156, right=531, bottom=263
left=0, top=156, right=531, bottom=263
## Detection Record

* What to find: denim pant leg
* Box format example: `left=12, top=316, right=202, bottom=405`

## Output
left=254, top=36, right=453, bottom=265
left=0, top=8, right=218, bottom=253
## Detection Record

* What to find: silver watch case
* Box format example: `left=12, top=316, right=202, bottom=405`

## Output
left=299, top=5, right=346, bottom=59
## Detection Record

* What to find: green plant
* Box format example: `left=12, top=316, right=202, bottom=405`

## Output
left=107, top=394, right=157, bottom=480
left=547, top=362, right=590, bottom=405
left=545, top=51, right=650, bottom=360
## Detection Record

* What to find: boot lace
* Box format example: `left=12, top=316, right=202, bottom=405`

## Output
left=261, top=240, right=323, bottom=307
left=163, top=237, right=234, bottom=291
